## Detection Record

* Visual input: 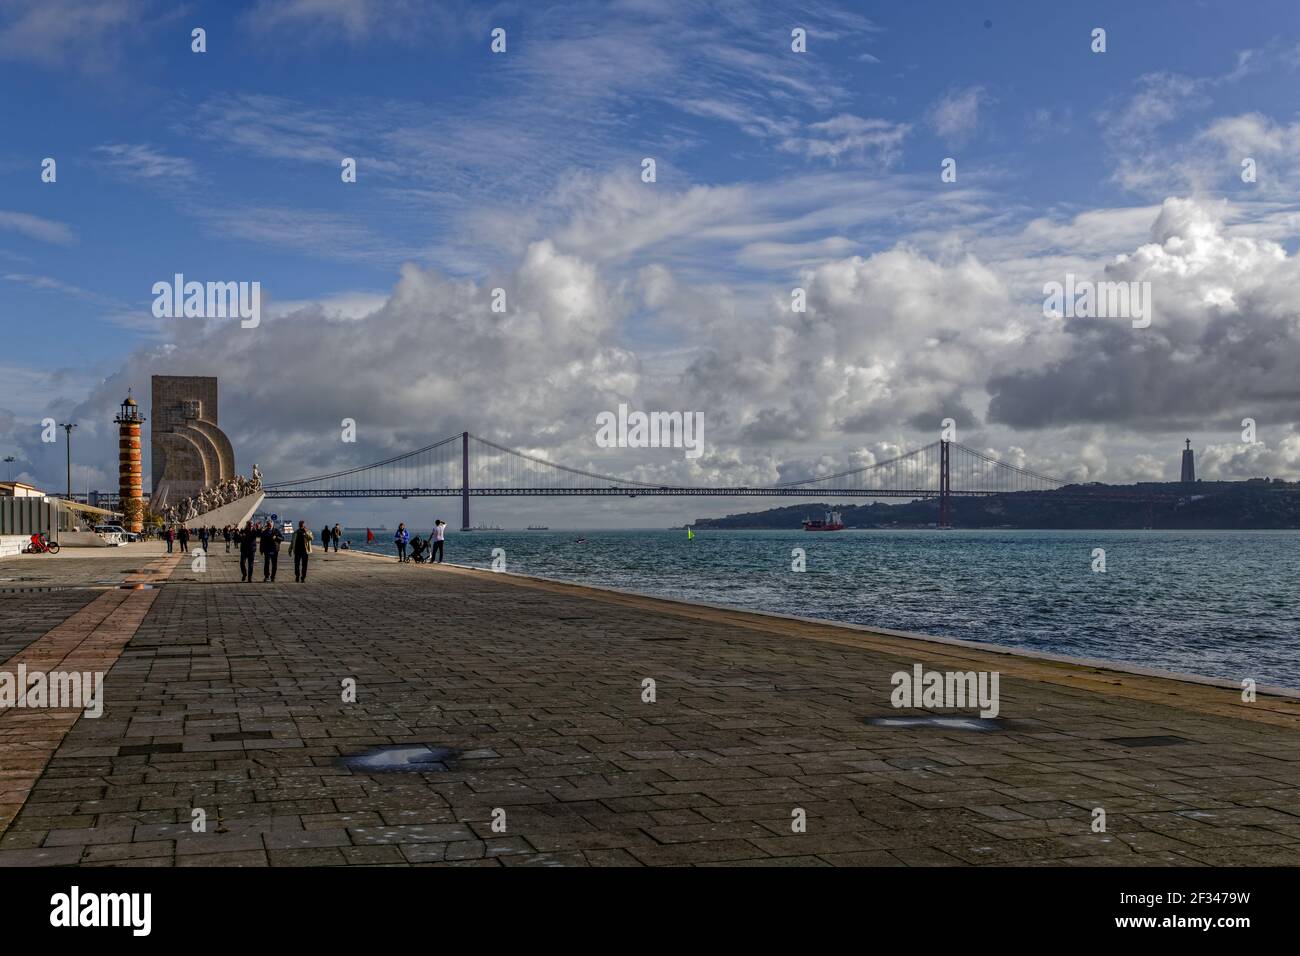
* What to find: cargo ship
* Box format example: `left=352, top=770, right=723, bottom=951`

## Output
left=802, top=510, right=844, bottom=531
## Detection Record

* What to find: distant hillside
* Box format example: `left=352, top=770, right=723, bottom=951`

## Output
left=690, top=482, right=1300, bottom=530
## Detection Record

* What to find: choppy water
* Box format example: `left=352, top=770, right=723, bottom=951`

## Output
left=338, top=528, right=1300, bottom=689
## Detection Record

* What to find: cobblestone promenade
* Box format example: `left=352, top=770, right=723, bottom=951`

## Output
left=1, top=543, right=1299, bottom=867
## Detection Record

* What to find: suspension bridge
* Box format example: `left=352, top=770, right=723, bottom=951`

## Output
left=262, top=432, right=1068, bottom=529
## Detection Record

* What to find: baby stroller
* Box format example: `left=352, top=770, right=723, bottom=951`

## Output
left=409, top=537, right=428, bottom=563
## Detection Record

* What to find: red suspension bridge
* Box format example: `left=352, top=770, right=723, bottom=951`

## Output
left=262, top=432, right=1068, bottom=529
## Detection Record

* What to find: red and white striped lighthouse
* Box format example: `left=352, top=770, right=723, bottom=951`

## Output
left=114, top=390, right=145, bottom=533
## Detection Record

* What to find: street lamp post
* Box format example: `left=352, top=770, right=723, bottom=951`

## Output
left=2, top=456, right=14, bottom=482
left=59, top=422, right=77, bottom=500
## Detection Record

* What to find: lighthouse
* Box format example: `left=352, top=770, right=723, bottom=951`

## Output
left=114, top=390, right=146, bottom=533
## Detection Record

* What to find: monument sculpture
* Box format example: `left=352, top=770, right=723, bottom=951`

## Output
left=151, top=375, right=236, bottom=508
left=161, top=468, right=263, bottom=527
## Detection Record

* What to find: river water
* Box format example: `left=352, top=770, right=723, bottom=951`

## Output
left=335, top=527, right=1300, bottom=689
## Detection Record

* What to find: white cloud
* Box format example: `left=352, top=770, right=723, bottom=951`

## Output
left=0, top=211, right=75, bottom=245
left=988, top=197, right=1300, bottom=432
left=241, top=0, right=480, bottom=44
left=0, top=0, right=140, bottom=70
left=928, top=85, right=992, bottom=143
left=95, top=143, right=197, bottom=181
left=780, top=114, right=910, bottom=166
left=1198, top=435, right=1300, bottom=478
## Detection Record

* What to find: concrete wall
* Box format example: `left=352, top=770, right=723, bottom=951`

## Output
left=0, top=497, right=53, bottom=537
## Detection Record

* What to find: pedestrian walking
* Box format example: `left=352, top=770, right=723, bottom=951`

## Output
left=178, top=525, right=190, bottom=553
left=165, top=526, right=174, bottom=553
left=331, top=523, right=342, bottom=552
left=320, top=524, right=331, bottom=554
left=238, top=521, right=257, bottom=582
left=260, top=521, right=283, bottom=582
left=199, top=526, right=209, bottom=552
left=430, top=519, right=446, bottom=563
left=394, top=523, right=409, bottom=562
left=223, top=525, right=232, bottom=552
left=292, top=521, right=313, bottom=582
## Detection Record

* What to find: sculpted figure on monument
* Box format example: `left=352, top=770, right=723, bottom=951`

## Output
left=167, top=470, right=263, bottom=522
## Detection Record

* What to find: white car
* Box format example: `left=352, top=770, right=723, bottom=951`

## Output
left=94, top=524, right=138, bottom=543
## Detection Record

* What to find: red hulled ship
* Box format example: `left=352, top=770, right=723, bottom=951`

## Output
left=801, top=510, right=844, bottom=531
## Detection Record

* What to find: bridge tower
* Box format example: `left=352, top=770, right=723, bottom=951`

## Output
left=938, top=439, right=952, bottom=528
left=461, top=431, right=470, bottom=531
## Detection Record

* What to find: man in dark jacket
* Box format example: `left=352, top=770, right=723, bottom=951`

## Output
left=238, top=521, right=257, bottom=582
left=260, top=521, right=283, bottom=582
left=292, top=521, right=313, bottom=582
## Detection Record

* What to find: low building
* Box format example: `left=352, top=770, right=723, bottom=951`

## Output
left=0, top=481, right=46, bottom=498
left=0, top=480, right=122, bottom=544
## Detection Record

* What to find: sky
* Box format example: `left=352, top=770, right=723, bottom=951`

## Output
left=3, top=0, right=1300, bottom=529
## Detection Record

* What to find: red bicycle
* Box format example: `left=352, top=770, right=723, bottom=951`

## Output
left=22, top=533, right=60, bottom=555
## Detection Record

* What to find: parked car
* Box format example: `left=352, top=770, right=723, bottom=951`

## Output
left=94, top=524, right=137, bottom=543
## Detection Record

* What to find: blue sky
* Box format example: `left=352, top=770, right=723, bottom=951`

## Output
left=3, top=0, right=1300, bottom=526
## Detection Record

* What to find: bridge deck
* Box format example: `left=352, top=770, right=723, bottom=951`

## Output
left=2, top=543, right=1298, bottom=866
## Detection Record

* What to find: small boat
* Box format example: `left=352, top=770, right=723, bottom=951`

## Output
left=526, top=525, right=549, bottom=530
left=802, top=510, right=844, bottom=531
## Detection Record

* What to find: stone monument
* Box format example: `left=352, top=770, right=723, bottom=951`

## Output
left=150, top=375, right=236, bottom=509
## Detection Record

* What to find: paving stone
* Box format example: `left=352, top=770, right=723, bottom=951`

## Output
left=2, top=545, right=1299, bottom=869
